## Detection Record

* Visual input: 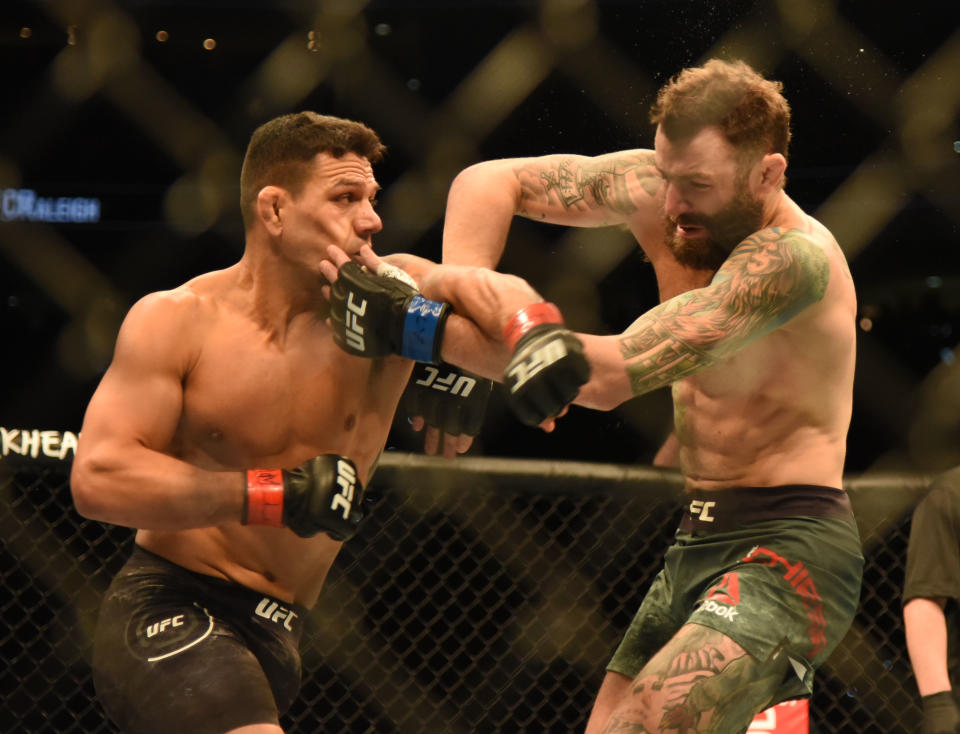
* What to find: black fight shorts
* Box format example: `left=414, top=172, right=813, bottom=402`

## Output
left=92, top=545, right=308, bottom=734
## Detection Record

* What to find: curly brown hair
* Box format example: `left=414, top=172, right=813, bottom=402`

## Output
left=650, top=59, right=791, bottom=165
left=239, top=111, right=386, bottom=231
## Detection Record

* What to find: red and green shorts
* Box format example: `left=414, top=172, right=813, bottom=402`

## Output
left=608, top=484, right=863, bottom=703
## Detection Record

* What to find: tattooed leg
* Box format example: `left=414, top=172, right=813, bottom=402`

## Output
left=585, top=671, right=634, bottom=734
left=597, top=623, right=788, bottom=734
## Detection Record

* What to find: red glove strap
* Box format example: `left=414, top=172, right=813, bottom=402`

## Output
left=502, top=302, right=563, bottom=351
left=245, top=469, right=284, bottom=527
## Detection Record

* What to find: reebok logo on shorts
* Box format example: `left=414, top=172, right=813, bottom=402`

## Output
left=698, top=572, right=740, bottom=620
left=706, top=572, right=740, bottom=605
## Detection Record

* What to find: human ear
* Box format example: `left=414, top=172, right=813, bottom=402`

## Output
left=256, top=186, right=285, bottom=236
left=757, top=153, right=787, bottom=191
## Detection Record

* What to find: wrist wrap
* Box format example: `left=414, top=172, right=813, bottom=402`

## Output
left=502, top=302, right=564, bottom=350
left=401, top=295, right=450, bottom=363
left=244, top=469, right=284, bottom=527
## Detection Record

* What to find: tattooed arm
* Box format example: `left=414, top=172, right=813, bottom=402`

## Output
left=574, top=228, right=831, bottom=410
left=442, top=151, right=662, bottom=267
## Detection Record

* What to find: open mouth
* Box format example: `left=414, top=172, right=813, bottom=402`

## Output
left=676, top=222, right=705, bottom=238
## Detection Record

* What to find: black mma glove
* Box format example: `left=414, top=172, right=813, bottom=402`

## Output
left=922, top=691, right=960, bottom=734
left=402, top=362, right=493, bottom=437
left=501, top=303, right=591, bottom=427
left=243, top=455, right=365, bottom=541
left=329, top=261, right=450, bottom=363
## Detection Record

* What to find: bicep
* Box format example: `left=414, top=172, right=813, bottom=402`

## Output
left=702, top=229, right=831, bottom=350
left=77, top=296, right=190, bottom=459
left=651, top=229, right=832, bottom=356
left=605, top=230, right=832, bottom=397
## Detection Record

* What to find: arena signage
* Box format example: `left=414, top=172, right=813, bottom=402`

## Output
left=0, top=427, right=78, bottom=461
left=0, top=188, right=101, bottom=224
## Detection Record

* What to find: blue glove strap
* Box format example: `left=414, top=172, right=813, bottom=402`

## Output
left=401, top=295, right=448, bottom=363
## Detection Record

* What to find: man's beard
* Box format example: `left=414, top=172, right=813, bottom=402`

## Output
left=663, top=186, right=765, bottom=271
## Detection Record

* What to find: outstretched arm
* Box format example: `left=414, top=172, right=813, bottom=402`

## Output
left=322, top=246, right=586, bottom=431
left=442, top=151, right=662, bottom=267
left=323, top=246, right=540, bottom=379
left=327, top=228, right=829, bottom=425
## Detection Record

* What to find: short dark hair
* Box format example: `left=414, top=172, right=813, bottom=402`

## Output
left=239, top=111, right=386, bottom=230
left=650, top=59, right=791, bottom=164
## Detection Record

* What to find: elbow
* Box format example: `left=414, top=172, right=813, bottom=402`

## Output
left=69, top=456, right=111, bottom=521
left=450, top=162, right=520, bottom=210
left=451, top=161, right=492, bottom=189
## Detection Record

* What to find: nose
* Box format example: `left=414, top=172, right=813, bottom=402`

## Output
left=663, top=182, right=689, bottom=220
left=356, top=200, right=383, bottom=237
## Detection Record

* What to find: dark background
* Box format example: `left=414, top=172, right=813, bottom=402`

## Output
left=2, top=0, right=959, bottom=474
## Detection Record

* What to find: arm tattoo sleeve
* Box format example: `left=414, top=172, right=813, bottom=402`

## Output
left=514, top=151, right=659, bottom=220
left=619, top=228, right=831, bottom=397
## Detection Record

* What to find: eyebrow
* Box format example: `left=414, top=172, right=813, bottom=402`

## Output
left=655, top=165, right=711, bottom=183
left=331, top=176, right=381, bottom=192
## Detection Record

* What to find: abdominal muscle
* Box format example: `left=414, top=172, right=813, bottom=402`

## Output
left=134, top=356, right=412, bottom=610
left=673, top=375, right=848, bottom=492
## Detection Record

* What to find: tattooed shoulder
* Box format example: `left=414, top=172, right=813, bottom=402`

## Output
left=718, top=228, right=831, bottom=314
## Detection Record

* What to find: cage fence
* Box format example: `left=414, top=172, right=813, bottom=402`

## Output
left=0, top=443, right=930, bottom=733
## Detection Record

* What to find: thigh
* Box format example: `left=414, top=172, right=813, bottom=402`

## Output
left=607, top=567, right=684, bottom=679
left=93, top=584, right=281, bottom=734
left=602, top=622, right=789, bottom=734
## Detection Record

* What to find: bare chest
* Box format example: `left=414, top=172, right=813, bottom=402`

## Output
left=175, top=321, right=408, bottom=470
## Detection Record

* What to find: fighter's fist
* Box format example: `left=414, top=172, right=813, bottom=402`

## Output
left=501, top=304, right=591, bottom=427
left=244, top=454, right=366, bottom=541
left=329, top=261, right=450, bottom=364
left=403, top=362, right=493, bottom=438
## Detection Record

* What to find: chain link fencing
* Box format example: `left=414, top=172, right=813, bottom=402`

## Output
left=0, top=442, right=930, bottom=733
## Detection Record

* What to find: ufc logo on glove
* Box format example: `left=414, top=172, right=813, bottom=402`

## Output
left=344, top=292, right=367, bottom=351
left=329, top=460, right=358, bottom=518
left=506, top=338, right=568, bottom=392
left=415, top=366, right=478, bottom=397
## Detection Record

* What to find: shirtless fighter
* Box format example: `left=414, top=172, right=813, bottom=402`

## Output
left=323, top=59, right=865, bottom=734
left=69, top=112, right=479, bottom=734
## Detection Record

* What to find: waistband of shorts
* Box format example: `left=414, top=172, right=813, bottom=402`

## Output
left=127, top=544, right=309, bottom=632
left=678, top=484, right=853, bottom=533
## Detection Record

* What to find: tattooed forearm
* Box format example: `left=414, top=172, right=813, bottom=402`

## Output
left=514, top=152, right=658, bottom=219
left=616, top=228, right=831, bottom=397
left=620, top=322, right=716, bottom=397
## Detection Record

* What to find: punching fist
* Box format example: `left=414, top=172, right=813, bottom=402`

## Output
left=243, top=455, right=365, bottom=541
left=502, top=303, right=591, bottom=427
left=329, top=261, right=450, bottom=364
left=403, top=362, right=493, bottom=438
